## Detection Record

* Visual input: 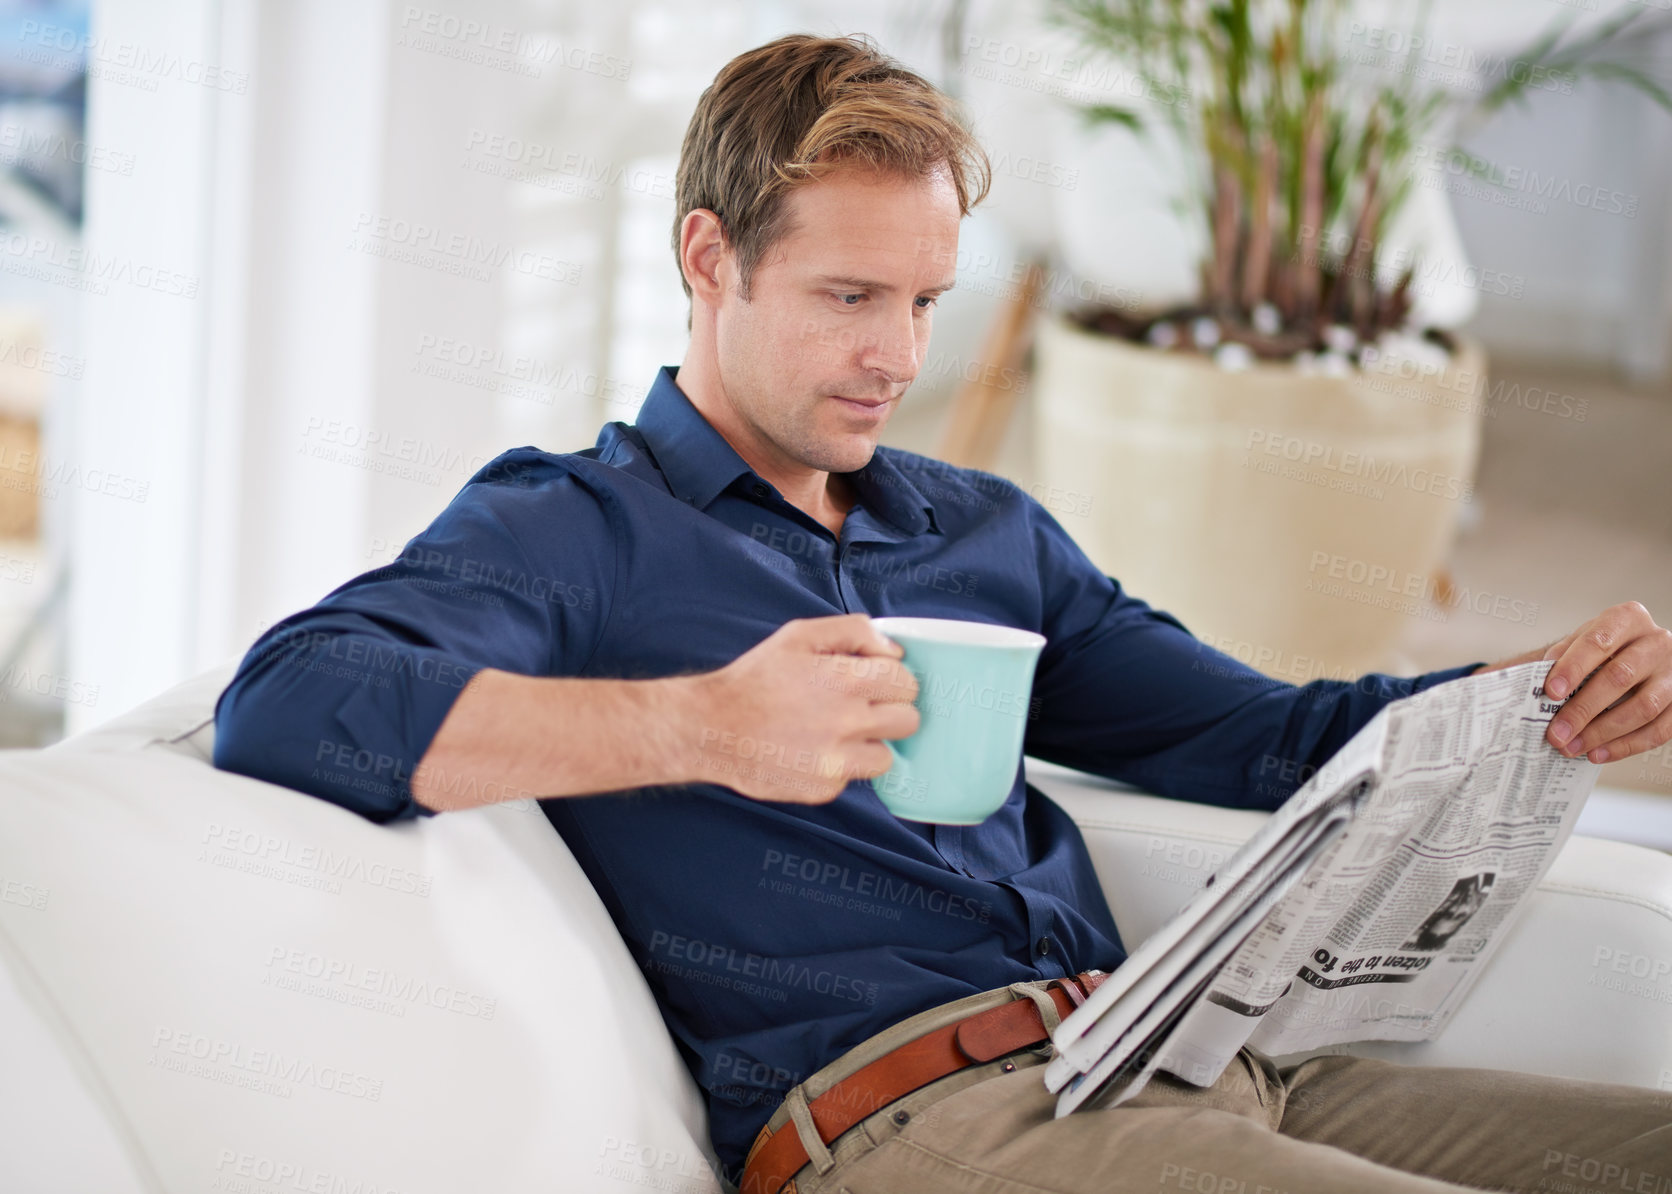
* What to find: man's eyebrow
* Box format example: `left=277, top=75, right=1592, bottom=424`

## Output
left=813, top=274, right=959, bottom=295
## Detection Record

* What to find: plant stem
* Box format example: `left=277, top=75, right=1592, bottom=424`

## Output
left=1241, top=134, right=1278, bottom=312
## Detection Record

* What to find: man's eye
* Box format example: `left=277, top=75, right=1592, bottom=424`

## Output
left=915, top=295, right=937, bottom=310
left=839, top=293, right=863, bottom=305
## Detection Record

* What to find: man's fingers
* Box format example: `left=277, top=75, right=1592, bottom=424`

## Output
left=797, top=613, right=903, bottom=658
left=1558, top=642, right=1672, bottom=757
left=809, top=653, right=918, bottom=702
left=863, top=700, right=922, bottom=743
left=867, top=657, right=918, bottom=704
left=850, top=741, right=896, bottom=781
left=1585, top=706, right=1672, bottom=765
left=1544, top=602, right=1654, bottom=700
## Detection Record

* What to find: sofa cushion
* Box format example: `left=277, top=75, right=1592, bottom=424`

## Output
left=0, top=950, right=149, bottom=1192
left=0, top=672, right=727, bottom=1194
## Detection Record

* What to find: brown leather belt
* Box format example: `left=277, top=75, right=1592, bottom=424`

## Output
left=740, top=971, right=1107, bottom=1194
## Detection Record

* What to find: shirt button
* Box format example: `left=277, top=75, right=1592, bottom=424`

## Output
left=1036, top=936, right=1052, bottom=958
left=751, top=482, right=769, bottom=499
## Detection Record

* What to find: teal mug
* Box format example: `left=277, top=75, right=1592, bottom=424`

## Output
left=868, top=616, right=1047, bottom=825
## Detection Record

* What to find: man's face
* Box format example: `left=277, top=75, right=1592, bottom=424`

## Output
left=710, top=165, right=961, bottom=477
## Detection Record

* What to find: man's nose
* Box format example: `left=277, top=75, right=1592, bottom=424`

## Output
left=857, top=303, right=920, bottom=384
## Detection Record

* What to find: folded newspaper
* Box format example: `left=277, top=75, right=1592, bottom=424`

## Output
left=1046, top=659, right=1600, bottom=1115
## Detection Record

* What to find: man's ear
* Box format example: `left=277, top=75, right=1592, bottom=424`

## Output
left=679, top=208, right=729, bottom=307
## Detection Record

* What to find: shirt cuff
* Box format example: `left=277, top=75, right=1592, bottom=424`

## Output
left=1415, top=661, right=1492, bottom=691
left=327, top=658, right=484, bottom=822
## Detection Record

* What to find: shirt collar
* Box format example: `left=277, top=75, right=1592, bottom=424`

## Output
left=632, top=366, right=938, bottom=537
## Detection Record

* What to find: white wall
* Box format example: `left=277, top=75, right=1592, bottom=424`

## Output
left=69, top=0, right=223, bottom=732
left=1450, top=73, right=1672, bottom=381
left=70, top=0, right=525, bottom=729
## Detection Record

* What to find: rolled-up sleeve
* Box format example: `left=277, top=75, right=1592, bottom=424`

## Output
left=213, top=453, right=617, bottom=822
left=1019, top=494, right=1483, bottom=811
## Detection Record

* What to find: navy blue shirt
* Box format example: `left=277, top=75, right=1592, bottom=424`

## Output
left=214, top=366, right=1483, bottom=1178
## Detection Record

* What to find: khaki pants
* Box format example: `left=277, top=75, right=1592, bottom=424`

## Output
left=753, top=980, right=1672, bottom=1193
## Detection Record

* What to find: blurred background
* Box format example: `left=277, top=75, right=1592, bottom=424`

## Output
left=0, top=0, right=1667, bottom=803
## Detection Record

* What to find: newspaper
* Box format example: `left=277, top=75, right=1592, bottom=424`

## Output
left=1045, top=659, right=1600, bottom=1115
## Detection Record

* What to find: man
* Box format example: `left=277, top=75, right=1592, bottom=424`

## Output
left=215, top=32, right=1672, bottom=1194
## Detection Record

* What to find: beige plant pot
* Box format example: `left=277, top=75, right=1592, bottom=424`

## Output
left=1032, top=315, right=1489, bottom=682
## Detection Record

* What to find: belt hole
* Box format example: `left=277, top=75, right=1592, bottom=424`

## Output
left=892, top=1109, right=911, bottom=1125
left=1001, top=1061, right=1016, bottom=1073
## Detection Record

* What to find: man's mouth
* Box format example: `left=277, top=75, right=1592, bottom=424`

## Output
left=829, top=395, right=891, bottom=410
left=829, top=395, right=892, bottom=422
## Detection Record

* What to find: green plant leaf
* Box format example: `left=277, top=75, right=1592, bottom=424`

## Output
left=1080, top=103, right=1145, bottom=132
left=1576, top=62, right=1672, bottom=114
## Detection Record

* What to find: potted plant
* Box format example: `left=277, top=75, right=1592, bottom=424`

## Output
left=1027, top=0, right=1670, bottom=680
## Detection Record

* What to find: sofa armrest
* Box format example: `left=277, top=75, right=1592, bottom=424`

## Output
left=0, top=717, right=727, bottom=1194
left=1025, top=757, right=1672, bottom=1089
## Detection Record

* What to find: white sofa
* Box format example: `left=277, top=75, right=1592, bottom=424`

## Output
left=4, top=665, right=1672, bottom=1194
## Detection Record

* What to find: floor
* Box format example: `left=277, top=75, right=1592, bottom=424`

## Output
left=886, top=355, right=1672, bottom=818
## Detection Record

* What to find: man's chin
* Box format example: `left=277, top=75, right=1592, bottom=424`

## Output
left=797, top=421, right=883, bottom=474
left=815, top=435, right=880, bottom=476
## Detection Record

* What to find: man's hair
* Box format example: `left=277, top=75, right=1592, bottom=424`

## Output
left=672, top=33, right=990, bottom=302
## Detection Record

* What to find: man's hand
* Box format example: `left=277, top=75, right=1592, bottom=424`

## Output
left=684, top=613, right=921, bottom=805
left=1476, top=601, right=1672, bottom=764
